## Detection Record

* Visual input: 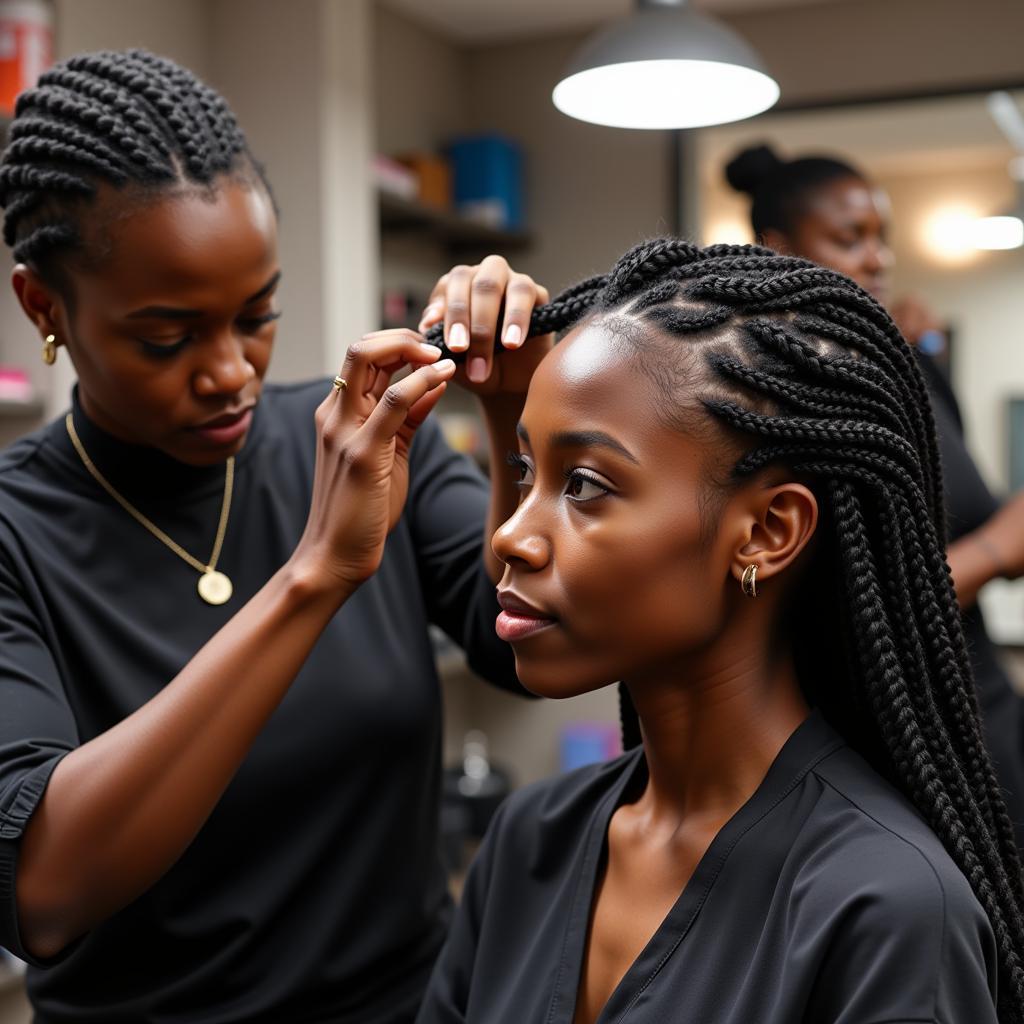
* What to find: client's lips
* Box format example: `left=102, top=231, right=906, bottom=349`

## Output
left=496, top=589, right=558, bottom=642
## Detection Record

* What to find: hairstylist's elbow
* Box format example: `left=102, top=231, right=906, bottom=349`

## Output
left=16, top=857, right=84, bottom=962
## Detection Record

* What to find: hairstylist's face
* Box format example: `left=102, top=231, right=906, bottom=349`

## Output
left=24, top=179, right=279, bottom=466
left=491, top=323, right=738, bottom=698
left=783, top=176, right=893, bottom=305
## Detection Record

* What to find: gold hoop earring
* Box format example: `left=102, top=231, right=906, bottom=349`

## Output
left=42, top=334, right=57, bottom=365
left=741, top=563, right=758, bottom=598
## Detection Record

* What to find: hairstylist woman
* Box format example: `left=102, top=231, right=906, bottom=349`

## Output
left=0, top=50, right=549, bottom=1023
left=725, top=143, right=1024, bottom=848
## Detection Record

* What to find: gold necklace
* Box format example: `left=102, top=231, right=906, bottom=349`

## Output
left=65, top=413, right=235, bottom=605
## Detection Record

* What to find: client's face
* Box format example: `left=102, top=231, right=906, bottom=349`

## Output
left=492, top=322, right=735, bottom=698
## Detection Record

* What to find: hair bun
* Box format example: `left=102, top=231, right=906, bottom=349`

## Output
left=724, top=144, right=784, bottom=195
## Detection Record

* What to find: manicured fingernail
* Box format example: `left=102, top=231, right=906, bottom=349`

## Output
left=436, top=358, right=455, bottom=372
left=503, top=323, right=522, bottom=348
left=449, top=323, right=468, bottom=351
left=419, top=343, right=441, bottom=356
left=467, top=357, right=488, bottom=382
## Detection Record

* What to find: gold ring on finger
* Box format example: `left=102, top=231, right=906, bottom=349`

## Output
left=332, top=375, right=348, bottom=393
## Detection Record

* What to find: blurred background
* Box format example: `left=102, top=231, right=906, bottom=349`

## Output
left=0, top=1, right=1022, bottom=1015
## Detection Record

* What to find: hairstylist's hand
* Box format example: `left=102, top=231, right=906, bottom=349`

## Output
left=890, top=294, right=943, bottom=348
left=419, top=254, right=554, bottom=398
left=295, top=332, right=454, bottom=592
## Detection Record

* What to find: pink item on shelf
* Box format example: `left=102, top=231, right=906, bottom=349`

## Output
left=373, top=154, right=418, bottom=200
left=0, top=365, right=34, bottom=402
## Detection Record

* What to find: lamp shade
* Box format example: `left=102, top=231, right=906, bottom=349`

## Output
left=553, top=0, right=779, bottom=130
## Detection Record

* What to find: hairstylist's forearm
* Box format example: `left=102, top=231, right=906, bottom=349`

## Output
left=947, top=491, right=1024, bottom=609
left=15, top=560, right=352, bottom=961
left=479, top=394, right=526, bottom=584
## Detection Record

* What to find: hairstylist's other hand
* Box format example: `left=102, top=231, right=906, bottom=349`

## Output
left=890, top=294, right=943, bottom=348
left=419, top=255, right=554, bottom=398
left=295, top=332, right=454, bottom=593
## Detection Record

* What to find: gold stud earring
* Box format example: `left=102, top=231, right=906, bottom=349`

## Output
left=42, top=334, right=57, bottom=365
left=741, top=563, right=758, bottom=598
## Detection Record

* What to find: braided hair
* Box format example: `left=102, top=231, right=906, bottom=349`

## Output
left=0, top=49, right=264, bottom=289
left=430, top=238, right=1024, bottom=1021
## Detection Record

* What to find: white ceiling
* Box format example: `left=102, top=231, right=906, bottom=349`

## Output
left=380, top=0, right=845, bottom=44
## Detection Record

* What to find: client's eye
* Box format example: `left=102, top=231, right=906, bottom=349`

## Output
left=564, top=469, right=609, bottom=503
left=506, top=451, right=535, bottom=489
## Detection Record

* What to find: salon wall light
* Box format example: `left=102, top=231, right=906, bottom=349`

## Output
left=925, top=206, right=983, bottom=262
left=971, top=215, right=1024, bottom=251
left=977, top=97, right=1024, bottom=250
left=552, top=0, right=779, bottom=130
left=972, top=156, right=1024, bottom=251
left=924, top=200, right=1023, bottom=262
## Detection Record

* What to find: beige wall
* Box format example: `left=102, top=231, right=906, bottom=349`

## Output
left=374, top=4, right=465, bottom=158
left=54, top=0, right=211, bottom=74
left=722, top=0, right=1024, bottom=106
left=209, top=0, right=377, bottom=382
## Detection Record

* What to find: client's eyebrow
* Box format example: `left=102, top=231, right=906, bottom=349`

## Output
left=516, top=422, right=639, bottom=465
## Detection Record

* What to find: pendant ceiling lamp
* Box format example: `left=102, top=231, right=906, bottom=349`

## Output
left=552, top=0, right=779, bottom=130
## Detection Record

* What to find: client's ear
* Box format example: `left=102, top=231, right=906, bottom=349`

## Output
left=730, top=483, right=818, bottom=590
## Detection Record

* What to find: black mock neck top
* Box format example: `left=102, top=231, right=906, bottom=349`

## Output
left=0, top=381, right=517, bottom=1023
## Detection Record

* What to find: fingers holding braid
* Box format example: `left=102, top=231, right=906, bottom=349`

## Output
left=305, top=333, right=454, bottom=589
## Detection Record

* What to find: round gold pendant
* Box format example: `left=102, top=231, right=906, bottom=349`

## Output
left=198, top=570, right=233, bottom=605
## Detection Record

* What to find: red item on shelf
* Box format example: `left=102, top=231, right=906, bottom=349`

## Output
left=0, top=0, right=52, bottom=118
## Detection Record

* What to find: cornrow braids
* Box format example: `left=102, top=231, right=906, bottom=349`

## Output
left=446, top=239, right=1024, bottom=1020
left=0, top=48, right=264, bottom=283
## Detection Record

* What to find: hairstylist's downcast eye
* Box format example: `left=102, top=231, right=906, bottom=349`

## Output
left=238, top=310, right=282, bottom=332
left=832, top=230, right=860, bottom=251
left=137, top=335, right=192, bottom=358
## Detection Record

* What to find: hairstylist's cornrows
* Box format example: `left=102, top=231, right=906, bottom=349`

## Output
left=0, top=49, right=261, bottom=277
left=437, top=239, right=1024, bottom=1021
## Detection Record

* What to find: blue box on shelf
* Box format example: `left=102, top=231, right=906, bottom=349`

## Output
left=447, top=134, right=524, bottom=230
left=560, top=722, right=621, bottom=773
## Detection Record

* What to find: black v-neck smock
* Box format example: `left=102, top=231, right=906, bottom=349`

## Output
left=0, top=381, right=517, bottom=1023
left=417, top=712, right=998, bottom=1024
